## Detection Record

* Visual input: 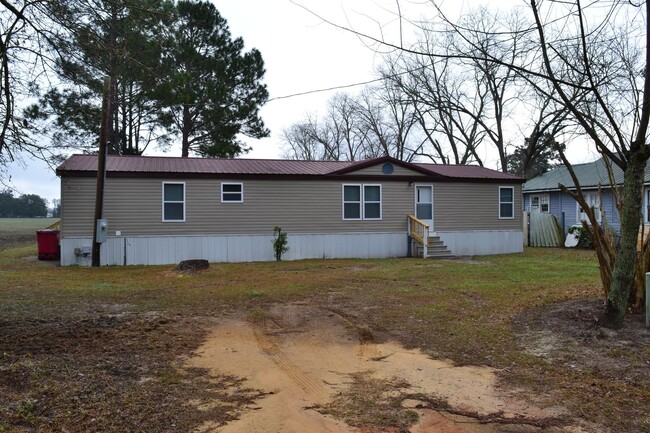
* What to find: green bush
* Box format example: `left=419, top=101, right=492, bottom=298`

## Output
left=272, top=226, right=289, bottom=261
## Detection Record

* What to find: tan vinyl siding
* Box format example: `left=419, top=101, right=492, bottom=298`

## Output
left=346, top=163, right=425, bottom=177
left=60, top=177, right=97, bottom=236
left=61, top=177, right=414, bottom=236
left=434, top=183, right=522, bottom=231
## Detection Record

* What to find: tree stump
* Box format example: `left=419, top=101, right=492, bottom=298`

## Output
left=174, top=259, right=209, bottom=272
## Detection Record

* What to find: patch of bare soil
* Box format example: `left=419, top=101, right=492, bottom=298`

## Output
left=189, top=303, right=584, bottom=433
left=0, top=310, right=265, bottom=432
left=0, top=235, right=34, bottom=251
left=277, top=265, right=377, bottom=273
left=513, top=298, right=650, bottom=432
left=453, top=257, right=495, bottom=265
left=514, top=298, right=650, bottom=379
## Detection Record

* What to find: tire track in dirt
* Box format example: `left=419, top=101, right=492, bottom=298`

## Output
left=253, top=322, right=329, bottom=402
left=324, top=309, right=379, bottom=360
left=188, top=304, right=586, bottom=433
left=357, top=340, right=377, bottom=360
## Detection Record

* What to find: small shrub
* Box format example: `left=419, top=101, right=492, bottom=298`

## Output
left=272, top=226, right=289, bottom=261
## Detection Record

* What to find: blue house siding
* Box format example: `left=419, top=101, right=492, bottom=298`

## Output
left=522, top=157, right=650, bottom=236
left=642, top=186, right=650, bottom=223
left=523, top=191, right=573, bottom=233
left=524, top=189, right=622, bottom=235
left=600, top=189, right=621, bottom=232
left=549, top=191, right=562, bottom=216
left=550, top=191, right=577, bottom=234
left=549, top=191, right=564, bottom=231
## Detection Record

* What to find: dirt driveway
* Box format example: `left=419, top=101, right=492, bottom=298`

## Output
left=188, top=303, right=586, bottom=433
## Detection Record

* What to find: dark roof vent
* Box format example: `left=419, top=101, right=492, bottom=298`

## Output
left=382, top=163, right=394, bottom=175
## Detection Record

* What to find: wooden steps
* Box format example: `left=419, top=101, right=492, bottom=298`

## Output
left=415, top=236, right=454, bottom=259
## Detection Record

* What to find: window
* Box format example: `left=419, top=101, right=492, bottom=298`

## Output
left=343, top=185, right=362, bottom=219
left=221, top=182, right=243, bottom=203
left=163, top=182, right=185, bottom=222
left=540, top=196, right=549, bottom=213
left=530, top=194, right=549, bottom=213
left=364, top=185, right=382, bottom=219
left=499, top=187, right=514, bottom=219
left=578, top=191, right=601, bottom=223
left=415, top=185, right=433, bottom=221
left=342, top=184, right=382, bottom=220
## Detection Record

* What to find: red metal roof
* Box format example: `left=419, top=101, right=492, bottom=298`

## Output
left=416, top=163, right=521, bottom=180
left=57, top=154, right=523, bottom=181
left=57, top=154, right=354, bottom=175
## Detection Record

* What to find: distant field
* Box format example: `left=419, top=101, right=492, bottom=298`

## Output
left=0, top=218, right=58, bottom=249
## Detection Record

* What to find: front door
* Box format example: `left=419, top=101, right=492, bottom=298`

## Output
left=415, top=185, right=433, bottom=230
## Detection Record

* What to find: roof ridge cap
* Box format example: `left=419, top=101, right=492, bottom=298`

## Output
left=73, top=154, right=358, bottom=163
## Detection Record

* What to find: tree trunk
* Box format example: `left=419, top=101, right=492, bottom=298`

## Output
left=601, top=153, right=645, bottom=328
left=110, top=74, right=119, bottom=154
left=181, top=104, right=191, bottom=157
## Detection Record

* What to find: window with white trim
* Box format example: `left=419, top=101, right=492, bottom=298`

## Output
left=163, top=182, right=185, bottom=222
left=363, top=185, right=382, bottom=219
left=221, top=182, right=243, bottom=203
left=343, top=185, right=362, bottom=220
left=530, top=194, right=550, bottom=213
left=342, top=184, right=382, bottom=220
left=578, top=191, right=601, bottom=223
left=499, top=186, right=514, bottom=219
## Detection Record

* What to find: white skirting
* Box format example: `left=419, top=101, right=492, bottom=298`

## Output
left=60, top=232, right=410, bottom=266
left=436, top=230, right=524, bottom=256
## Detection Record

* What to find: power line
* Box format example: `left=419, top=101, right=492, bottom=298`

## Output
left=267, top=77, right=385, bottom=102
left=267, top=64, right=429, bottom=102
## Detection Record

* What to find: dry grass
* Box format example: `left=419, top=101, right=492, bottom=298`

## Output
left=0, top=218, right=57, bottom=250
left=0, top=218, right=57, bottom=233
left=0, top=236, right=648, bottom=432
left=315, top=372, right=421, bottom=430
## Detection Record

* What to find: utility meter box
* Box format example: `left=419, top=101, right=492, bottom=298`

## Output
left=96, top=218, right=108, bottom=243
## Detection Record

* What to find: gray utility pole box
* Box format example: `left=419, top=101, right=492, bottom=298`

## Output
left=96, top=219, right=108, bottom=243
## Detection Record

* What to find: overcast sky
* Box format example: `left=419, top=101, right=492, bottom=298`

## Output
left=5, top=0, right=599, bottom=203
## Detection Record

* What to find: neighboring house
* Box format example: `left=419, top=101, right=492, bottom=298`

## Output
left=56, top=154, right=524, bottom=266
left=522, top=157, right=647, bottom=234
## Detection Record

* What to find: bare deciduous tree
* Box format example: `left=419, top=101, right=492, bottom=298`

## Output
left=380, top=8, right=528, bottom=169
left=527, top=0, right=650, bottom=327
left=382, top=46, right=488, bottom=165
left=356, top=82, right=422, bottom=161
left=0, top=0, right=57, bottom=166
left=282, top=88, right=423, bottom=162
left=298, top=0, right=649, bottom=326
left=281, top=114, right=332, bottom=160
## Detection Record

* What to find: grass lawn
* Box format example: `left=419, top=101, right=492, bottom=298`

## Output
left=0, top=218, right=58, bottom=250
left=0, top=236, right=648, bottom=432
left=0, top=218, right=58, bottom=234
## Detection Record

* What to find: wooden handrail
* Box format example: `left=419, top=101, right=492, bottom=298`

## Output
left=46, top=220, right=61, bottom=230
left=408, top=214, right=429, bottom=229
left=407, top=214, right=429, bottom=257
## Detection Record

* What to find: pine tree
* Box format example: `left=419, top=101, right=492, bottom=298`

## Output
left=154, top=0, right=269, bottom=158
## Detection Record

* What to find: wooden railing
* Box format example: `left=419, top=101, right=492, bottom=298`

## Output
left=407, top=214, right=429, bottom=257
left=46, top=220, right=61, bottom=230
